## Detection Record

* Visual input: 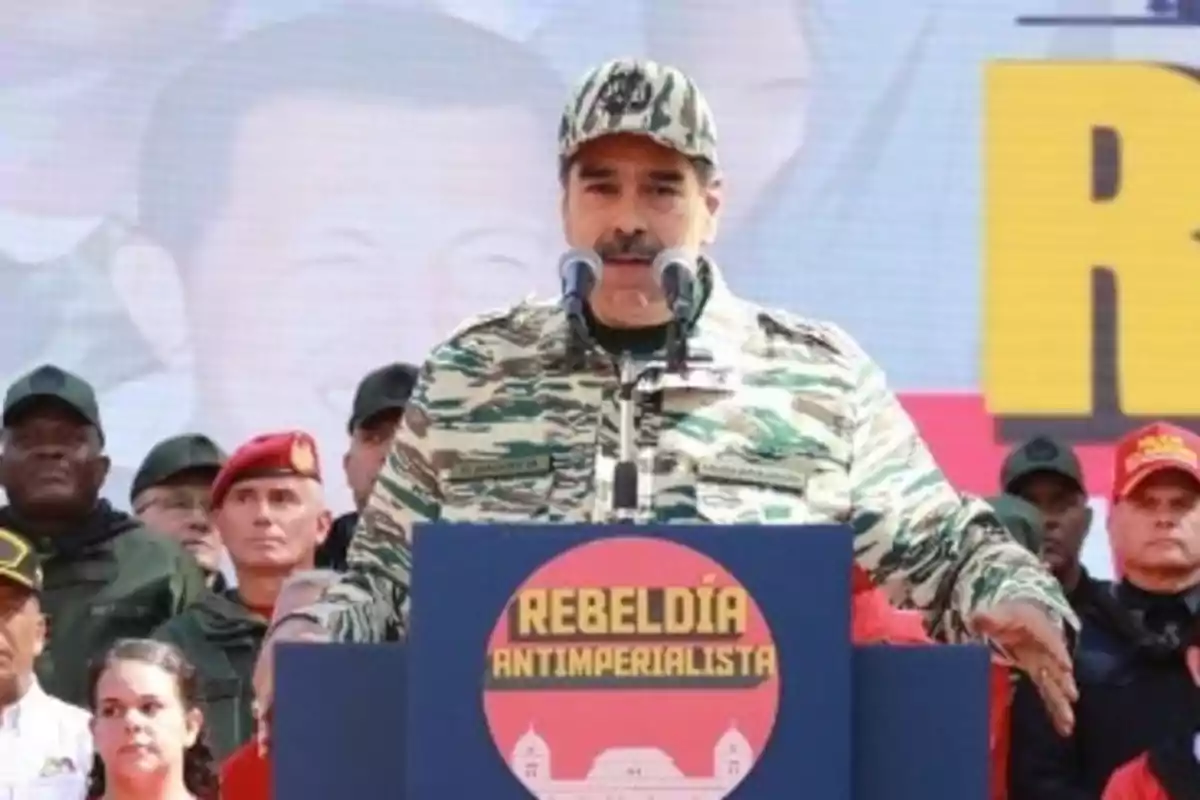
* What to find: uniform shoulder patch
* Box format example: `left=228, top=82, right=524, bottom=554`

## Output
left=755, top=309, right=845, bottom=357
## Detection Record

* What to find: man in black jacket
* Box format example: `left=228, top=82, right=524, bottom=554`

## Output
left=1009, top=423, right=1200, bottom=799
left=0, top=364, right=205, bottom=705
left=316, top=363, right=417, bottom=571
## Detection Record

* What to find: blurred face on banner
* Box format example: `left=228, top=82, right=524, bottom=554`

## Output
left=0, top=1, right=227, bottom=67
left=183, top=92, right=555, bottom=450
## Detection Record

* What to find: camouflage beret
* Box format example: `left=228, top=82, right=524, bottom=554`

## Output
left=558, top=57, right=718, bottom=167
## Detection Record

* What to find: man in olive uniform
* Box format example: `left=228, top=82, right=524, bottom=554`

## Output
left=260, top=57, right=1079, bottom=738
left=132, top=433, right=228, bottom=590
left=318, top=363, right=417, bottom=571
left=1001, top=436, right=1109, bottom=614
left=152, top=431, right=330, bottom=760
left=0, top=364, right=206, bottom=707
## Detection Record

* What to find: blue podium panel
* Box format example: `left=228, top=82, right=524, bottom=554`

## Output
left=274, top=642, right=408, bottom=800
left=852, top=644, right=991, bottom=800
left=407, top=523, right=854, bottom=799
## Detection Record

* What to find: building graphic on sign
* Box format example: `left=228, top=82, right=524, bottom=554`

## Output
left=510, top=722, right=755, bottom=799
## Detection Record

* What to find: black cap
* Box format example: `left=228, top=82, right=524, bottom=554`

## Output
left=3, top=364, right=103, bottom=438
left=131, top=434, right=227, bottom=502
left=347, top=363, right=418, bottom=432
left=1000, top=436, right=1083, bottom=493
left=0, top=527, right=42, bottom=593
left=986, top=493, right=1046, bottom=556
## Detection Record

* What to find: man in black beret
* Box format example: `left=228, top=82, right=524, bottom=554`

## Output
left=131, top=433, right=228, bottom=590
left=317, top=363, right=417, bottom=571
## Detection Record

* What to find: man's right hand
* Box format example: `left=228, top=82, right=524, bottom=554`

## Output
left=252, top=617, right=332, bottom=756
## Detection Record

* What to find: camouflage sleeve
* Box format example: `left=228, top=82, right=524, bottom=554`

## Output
left=286, top=326, right=500, bottom=643
left=829, top=324, right=1080, bottom=642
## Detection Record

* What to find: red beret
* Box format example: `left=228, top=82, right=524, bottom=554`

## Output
left=211, top=431, right=321, bottom=508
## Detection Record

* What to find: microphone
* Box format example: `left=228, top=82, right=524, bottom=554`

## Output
left=558, top=248, right=601, bottom=364
left=652, top=248, right=697, bottom=324
left=558, top=247, right=601, bottom=320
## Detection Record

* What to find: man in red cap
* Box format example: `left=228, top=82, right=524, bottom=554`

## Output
left=152, top=431, right=330, bottom=763
left=1010, top=422, right=1200, bottom=799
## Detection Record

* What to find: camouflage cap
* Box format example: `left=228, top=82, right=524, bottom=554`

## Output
left=0, top=527, right=42, bottom=593
left=558, top=57, right=718, bottom=167
left=131, top=433, right=228, bottom=503
left=986, top=493, right=1046, bottom=557
left=2, top=364, right=103, bottom=440
left=1000, top=435, right=1083, bottom=493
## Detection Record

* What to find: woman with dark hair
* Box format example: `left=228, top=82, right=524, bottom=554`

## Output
left=86, top=639, right=219, bottom=799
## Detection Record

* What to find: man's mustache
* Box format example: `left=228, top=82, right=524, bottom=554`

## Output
left=595, top=232, right=661, bottom=262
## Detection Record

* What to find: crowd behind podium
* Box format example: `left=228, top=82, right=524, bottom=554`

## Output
left=0, top=356, right=1197, bottom=798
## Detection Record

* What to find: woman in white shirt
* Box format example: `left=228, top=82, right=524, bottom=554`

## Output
left=86, top=639, right=218, bottom=800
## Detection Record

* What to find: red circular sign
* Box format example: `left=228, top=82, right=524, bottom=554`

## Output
left=482, top=536, right=780, bottom=798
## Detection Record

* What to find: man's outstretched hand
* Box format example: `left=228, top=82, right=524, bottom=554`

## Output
left=972, top=601, right=1077, bottom=736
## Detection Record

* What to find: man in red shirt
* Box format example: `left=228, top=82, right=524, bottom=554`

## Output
left=222, top=569, right=340, bottom=800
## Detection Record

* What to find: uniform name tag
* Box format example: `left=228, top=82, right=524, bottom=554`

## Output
left=444, top=454, right=552, bottom=482
left=696, top=460, right=807, bottom=493
left=651, top=366, right=738, bottom=393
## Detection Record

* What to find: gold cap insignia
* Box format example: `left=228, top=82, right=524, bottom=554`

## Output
left=290, top=437, right=317, bottom=476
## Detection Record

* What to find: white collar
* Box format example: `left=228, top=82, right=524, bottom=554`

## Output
left=0, top=678, right=46, bottom=731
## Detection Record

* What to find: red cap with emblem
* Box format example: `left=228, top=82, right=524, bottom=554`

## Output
left=1112, top=422, right=1200, bottom=502
left=210, top=430, right=322, bottom=508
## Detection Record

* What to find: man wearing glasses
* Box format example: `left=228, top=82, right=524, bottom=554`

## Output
left=131, top=433, right=228, bottom=590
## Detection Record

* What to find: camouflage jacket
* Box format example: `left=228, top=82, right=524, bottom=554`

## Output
left=152, top=589, right=267, bottom=761
left=289, top=261, right=1077, bottom=646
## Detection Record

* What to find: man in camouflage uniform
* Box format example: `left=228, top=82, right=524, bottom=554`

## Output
left=152, top=431, right=330, bottom=761
left=259, top=57, right=1080, bottom=736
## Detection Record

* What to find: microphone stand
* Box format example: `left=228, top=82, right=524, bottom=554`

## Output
left=564, top=311, right=593, bottom=371
left=663, top=317, right=689, bottom=375
left=611, top=354, right=641, bottom=522
left=610, top=317, right=689, bottom=522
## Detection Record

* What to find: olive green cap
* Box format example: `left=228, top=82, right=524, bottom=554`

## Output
left=131, top=434, right=227, bottom=502
left=1000, top=435, right=1083, bottom=492
left=3, top=364, right=102, bottom=439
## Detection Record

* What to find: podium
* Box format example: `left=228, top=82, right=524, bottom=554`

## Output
left=274, top=524, right=990, bottom=799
